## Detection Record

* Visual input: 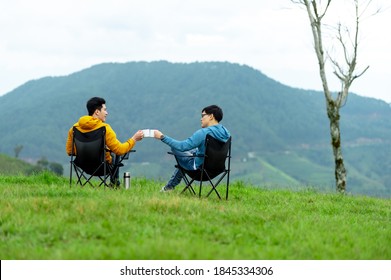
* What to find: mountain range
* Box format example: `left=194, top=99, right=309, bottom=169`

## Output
left=1, top=61, right=390, bottom=197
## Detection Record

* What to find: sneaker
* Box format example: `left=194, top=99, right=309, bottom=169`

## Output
left=160, top=186, right=174, bottom=192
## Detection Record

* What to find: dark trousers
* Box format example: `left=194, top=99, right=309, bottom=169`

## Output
left=110, top=154, right=120, bottom=184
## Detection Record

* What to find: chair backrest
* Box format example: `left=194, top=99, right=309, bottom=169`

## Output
left=72, top=126, right=106, bottom=175
left=202, top=134, right=231, bottom=177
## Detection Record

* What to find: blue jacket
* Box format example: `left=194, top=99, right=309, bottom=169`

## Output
left=161, top=124, right=231, bottom=168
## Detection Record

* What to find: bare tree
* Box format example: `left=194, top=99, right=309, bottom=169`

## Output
left=14, top=144, right=23, bottom=158
left=292, top=0, right=374, bottom=193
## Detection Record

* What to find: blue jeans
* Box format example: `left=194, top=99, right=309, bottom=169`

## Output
left=166, top=148, right=197, bottom=189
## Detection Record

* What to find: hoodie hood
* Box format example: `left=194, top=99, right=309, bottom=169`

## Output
left=206, top=124, right=231, bottom=142
left=77, top=115, right=103, bottom=131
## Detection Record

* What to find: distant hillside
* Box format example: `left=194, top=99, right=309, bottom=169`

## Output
left=0, top=154, right=37, bottom=175
left=1, top=61, right=390, bottom=197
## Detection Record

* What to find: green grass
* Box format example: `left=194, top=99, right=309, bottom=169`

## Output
left=1, top=172, right=390, bottom=260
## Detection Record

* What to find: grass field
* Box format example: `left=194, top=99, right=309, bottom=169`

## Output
left=1, top=172, right=390, bottom=260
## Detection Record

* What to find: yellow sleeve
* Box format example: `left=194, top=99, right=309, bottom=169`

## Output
left=105, top=125, right=136, bottom=155
left=66, top=127, right=74, bottom=155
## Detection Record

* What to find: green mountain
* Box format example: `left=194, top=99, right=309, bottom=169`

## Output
left=1, top=61, right=390, bottom=197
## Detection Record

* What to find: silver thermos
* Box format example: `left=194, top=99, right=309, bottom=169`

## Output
left=124, top=172, right=131, bottom=189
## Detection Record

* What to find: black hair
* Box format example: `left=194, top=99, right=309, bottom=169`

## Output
left=202, top=105, right=223, bottom=122
left=86, top=97, right=106, bottom=116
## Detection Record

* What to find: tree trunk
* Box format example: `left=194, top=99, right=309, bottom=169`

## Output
left=294, top=0, right=371, bottom=193
left=327, top=100, right=346, bottom=193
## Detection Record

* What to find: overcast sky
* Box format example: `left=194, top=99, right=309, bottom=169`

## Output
left=1, top=0, right=390, bottom=102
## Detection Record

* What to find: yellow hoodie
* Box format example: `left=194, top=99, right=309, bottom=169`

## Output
left=66, top=115, right=135, bottom=164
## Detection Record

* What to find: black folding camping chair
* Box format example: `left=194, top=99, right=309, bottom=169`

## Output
left=169, top=134, right=232, bottom=199
left=69, top=126, right=133, bottom=188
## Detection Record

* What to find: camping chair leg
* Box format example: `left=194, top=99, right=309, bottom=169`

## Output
left=73, top=166, right=84, bottom=186
left=177, top=168, right=196, bottom=195
left=81, top=173, right=94, bottom=187
left=75, top=166, right=96, bottom=188
left=69, top=163, right=73, bottom=187
left=103, top=159, right=107, bottom=187
left=205, top=173, right=227, bottom=199
left=226, top=170, right=230, bottom=200
left=98, top=175, right=111, bottom=188
left=181, top=176, right=196, bottom=195
left=83, top=179, right=95, bottom=187
left=206, top=181, right=222, bottom=199
left=198, top=165, right=206, bottom=198
left=70, top=150, right=75, bottom=187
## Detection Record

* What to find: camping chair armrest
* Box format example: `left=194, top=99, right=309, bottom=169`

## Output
left=167, top=151, right=206, bottom=158
left=120, top=150, right=136, bottom=160
left=111, top=150, right=136, bottom=170
left=104, top=149, right=136, bottom=159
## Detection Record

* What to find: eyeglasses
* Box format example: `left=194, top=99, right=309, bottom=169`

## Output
left=201, top=113, right=209, bottom=118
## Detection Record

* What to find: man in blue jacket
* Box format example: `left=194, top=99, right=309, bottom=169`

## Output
left=154, top=105, right=231, bottom=192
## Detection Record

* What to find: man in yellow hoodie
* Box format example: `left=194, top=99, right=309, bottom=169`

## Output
left=66, top=97, right=143, bottom=185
